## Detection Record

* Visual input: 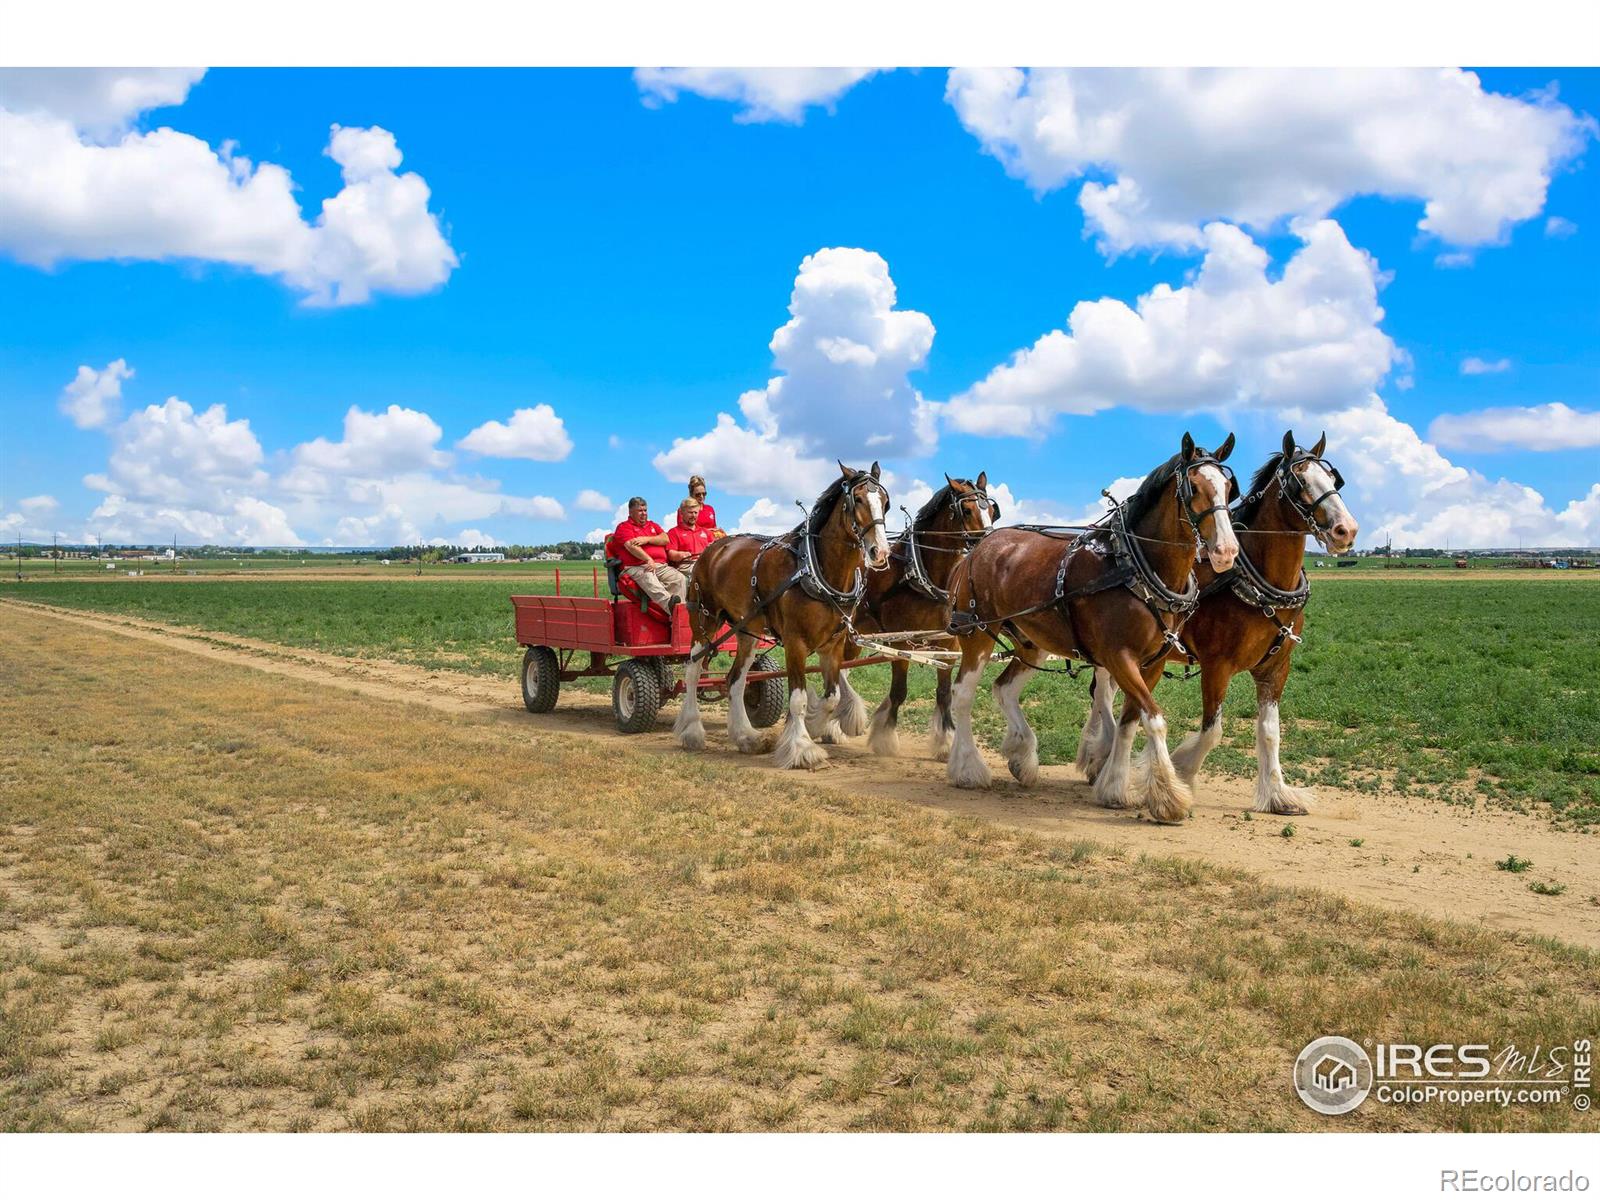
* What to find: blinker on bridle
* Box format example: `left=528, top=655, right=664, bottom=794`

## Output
left=1277, top=452, right=1345, bottom=544
left=1176, top=455, right=1236, bottom=543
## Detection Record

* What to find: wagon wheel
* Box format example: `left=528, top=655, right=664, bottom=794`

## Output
left=520, top=646, right=560, bottom=713
left=613, top=658, right=663, bottom=734
left=746, top=652, right=787, bottom=729
left=649, top=657, right=675, bottom=694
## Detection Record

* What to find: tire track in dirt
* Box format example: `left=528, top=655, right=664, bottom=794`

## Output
left=8, top=598, right=1597, bottom=948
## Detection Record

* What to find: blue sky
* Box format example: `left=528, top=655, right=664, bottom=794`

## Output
left=1, top=67, right=1596, bottom=548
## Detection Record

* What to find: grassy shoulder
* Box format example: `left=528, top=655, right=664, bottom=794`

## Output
left=1, top=605, right=1596, bottom=1132
left=6, top=573, right=1598, bottom=824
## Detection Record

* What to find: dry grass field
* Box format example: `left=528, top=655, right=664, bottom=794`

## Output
left=3, top=604, right=1597, bottom=1132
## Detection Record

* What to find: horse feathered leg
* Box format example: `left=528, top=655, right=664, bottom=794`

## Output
left=927, top=667, right=953, bottom=761
left=993, top=653, right=1041, bottom=785
left=773, top=639, right=828, bottom=770
left=724, top=633, right=769, bottom=754
left=1170, top=662, right=1230, bottom=787
left=833, top=668, right=869, bottom=738
left=1096, top=654, right=1191, bottom=822
left=1251, top=670, right=1312, bottom=814
left=674, top=645, right=708, bottom=751
left=946, top=640, right=993, bottom=789
left=867, top=660, right=907, bottom=757
left=1074, top=667, right=1117, bottom=782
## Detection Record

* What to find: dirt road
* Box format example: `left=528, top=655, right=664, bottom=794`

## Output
left=9, top=598, right=1597, bottom=948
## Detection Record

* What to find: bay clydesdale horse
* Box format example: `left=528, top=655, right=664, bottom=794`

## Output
left=847, top=473, right=999, bottom=759
left=1077, top=431, right=1358, bottom=814
left=674, top=463, right=891, bottom=770
left=943, top=433, right=1241, bottom=823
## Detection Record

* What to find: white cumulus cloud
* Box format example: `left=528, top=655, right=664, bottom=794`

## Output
left=458, top=404, right=574, bottom=461
left=574, top=488, right=613, bottom=512
left=634, top=68, right=878, bottom=123
left=946, top=220, right=1395, bottom=437
left=60, top=359, right=132, bottom=430
left=1460, top=356, right=1512, bottom=375
left=0, top=69, right=457, bottom=306
left=1317, top=398, right=1600, bottom=549
left=945, top=68, right=1593, bottom=254
left=655, top=247, right=935, bottom=498
left=455, top=528, right=501, bottom=547
left=1429, top=403, right=1600, bottom=452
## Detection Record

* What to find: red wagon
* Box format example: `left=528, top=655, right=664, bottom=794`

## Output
left=511, top=538, right=788, bottom=734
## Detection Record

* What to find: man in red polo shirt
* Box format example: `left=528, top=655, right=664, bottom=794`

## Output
left=612, top=496, right=687, bottom=615
left=667, top=498, right=714, bottom=568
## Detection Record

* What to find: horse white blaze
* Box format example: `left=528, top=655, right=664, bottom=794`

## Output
left=865, top=490, right=890, bottom=568
left=774, top=686, right=827, bottom=770
left=1299, top=461, right=1358, bottom=553
left=673, top=650, right=707, bottom=750
left=946, top=667, right=991, bottom=789
left=1196, top=463, right=1239, bottom=571
left=994, top=665, right=1039, bottom=785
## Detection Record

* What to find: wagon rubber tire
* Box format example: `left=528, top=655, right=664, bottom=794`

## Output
left=521, top=646, right=560, bottom=713
left=746, top=652, right=787, bottom=729
left=613, top=658, right=664, bottom=734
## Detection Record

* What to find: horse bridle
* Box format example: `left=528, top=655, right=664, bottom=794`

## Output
left=896, top=481, right=998, bottom=603
left=838, top=472, right=892, bottom=563
left=1272, top=452, right=1346, bottom=547
left=1176, top=454, right=1237, bottom=546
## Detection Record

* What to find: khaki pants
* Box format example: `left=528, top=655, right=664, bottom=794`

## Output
left=623, top=563, right=687, bottom=607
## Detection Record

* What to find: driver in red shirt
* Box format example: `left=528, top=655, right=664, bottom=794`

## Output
left=612, top=496, right=687, bottom=617
left=667, top=498, right=714, bottom=567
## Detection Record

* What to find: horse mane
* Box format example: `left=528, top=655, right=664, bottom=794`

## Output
left=910, top=481, right=967, bottom=529
left=803, top=473, right=859, bottom=538
left=1121, top=453, right=1184, bottom=528
left=1234, top=452, right=1287, bottom=524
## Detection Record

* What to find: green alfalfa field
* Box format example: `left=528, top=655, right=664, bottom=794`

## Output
left=5, top=572, right=1597, bottom=825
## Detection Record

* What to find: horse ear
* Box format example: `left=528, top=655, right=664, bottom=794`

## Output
left=838, top=460, right=850, bottom=477
left=870, top=461, right=881, bottom=480
left=977, top=469, right=988, bottom=489
left=1216, top=432, right=1235, bottom=462
left=1311, top=431, right=1327, bottom=457
left=1182, top=431, right=1196, bottom=460
left=944, top=472, right=953, bottom=486
left=1283, top=429, right=1296, bottom=458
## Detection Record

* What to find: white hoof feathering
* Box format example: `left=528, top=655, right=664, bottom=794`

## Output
left=673, top=655, right=707, bottom=750
left=994, top=666, right=1040, bottom=786
left=1134, top=713, right=1192, bottom=824
left=1170, top=719, right=1223, bottom=786
left=945, top=671, right=991, bottom=789
left=1092, top=718, right=1138, bottom=809
left=1074, top=670, right=1117, bottom=782
left=834, top=672, right=870, bottom=738
left=1251, top=699, right=1309, bottom=813
left=866, top=699, right=900, bottom=757
left=773, top=688, right=829, bottom=770
left=726, top=672, right=770, bottom=755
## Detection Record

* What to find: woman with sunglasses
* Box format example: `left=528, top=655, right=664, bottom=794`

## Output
left=687, top=475, right=725, bottom=538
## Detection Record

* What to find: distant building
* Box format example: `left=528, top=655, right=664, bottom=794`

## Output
left=453, top=552, right=506, bottom=563
left=590, top=549, right=605, bottom=561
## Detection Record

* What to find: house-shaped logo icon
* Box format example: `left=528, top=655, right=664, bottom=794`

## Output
left=1313, top=1054, right=1357, bottom=1094
left=1294, top=1036, right=1374, bottom=1115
